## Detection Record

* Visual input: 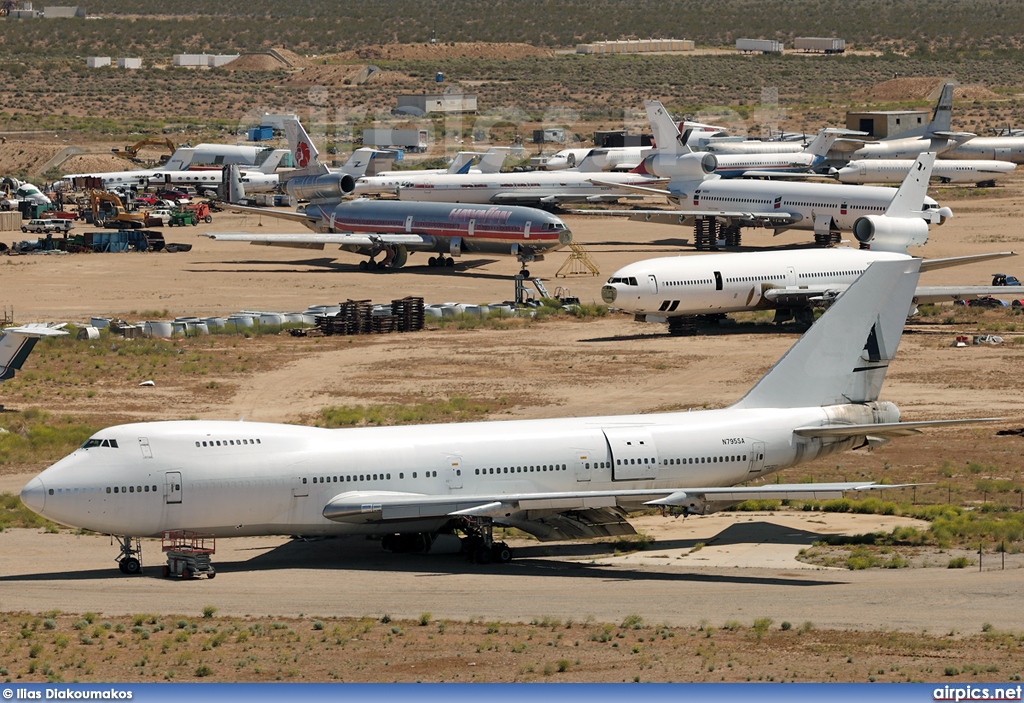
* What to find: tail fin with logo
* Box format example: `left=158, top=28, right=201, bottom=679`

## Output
left=283, top=119, right=328, bottom=177
left=733, top=258, right=921, bottom=409
left=645, top=100, right=688, bottom=154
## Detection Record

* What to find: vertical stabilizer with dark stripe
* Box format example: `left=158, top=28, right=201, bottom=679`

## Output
left=732, top=259, right=922, bottom=409
left=0, top=325, right=68, bottom=381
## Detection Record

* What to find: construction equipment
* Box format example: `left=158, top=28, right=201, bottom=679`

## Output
left=167, top=209, right=198, bottom=226
left=115, top=137, right=177, bottom=164
left=88, top=190, right=161, bottom=229
left=160, top=530, right=216, bottom=579
left=182, top=201, right=213, bottom=223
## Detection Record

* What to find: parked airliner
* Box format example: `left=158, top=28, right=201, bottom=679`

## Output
left=587, top=102, right=952, bottom=250
left=352, top=147, right=510, bottom=196
left=836, top=158, right=1016, bottom=185
left=20, top=259, right=996, bottom=574
left=602, top=248, right=1016, bottom=333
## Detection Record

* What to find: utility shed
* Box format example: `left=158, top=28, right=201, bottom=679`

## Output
left=397, top=93, right=477, bottom=115
left=845, top=110, right=928, bottom=138
left=86, top=56, right=110, bottom=68
left=118, top=58, right=142, bottom=70
left=42, top=5, right=85, bottom=17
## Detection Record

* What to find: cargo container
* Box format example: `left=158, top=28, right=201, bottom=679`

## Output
left=362, top=128, right=429, bottom=153
left=794, top=37, right=846, bottom=54
left=736, top=38, right=784, bottom=54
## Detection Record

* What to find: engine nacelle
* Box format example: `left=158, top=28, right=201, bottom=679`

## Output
left=639, top=152, right=717, bottom=180
left=852, top=215, right=929, bottom=253
left=284, top=172, right=356, bottom=202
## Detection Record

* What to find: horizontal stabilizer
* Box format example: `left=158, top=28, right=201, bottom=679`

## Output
left=920, top=251, right=1016, bottom=272
left=794, top=417, right=1003, bottom=440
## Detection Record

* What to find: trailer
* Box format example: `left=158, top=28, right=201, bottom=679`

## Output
left=794, top=37, right=846, bottom=54
left=161, top=530, right=216, bottom=579
left=362, top=128, right=429, bottom=153
left=736, top=38, right=784, bottom=54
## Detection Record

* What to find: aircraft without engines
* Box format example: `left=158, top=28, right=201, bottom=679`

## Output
left=585, top=102, right=952, bottom=250
left=836, top=158, right=1016, bottom=186
left=20, top=259, right=999, bottom=573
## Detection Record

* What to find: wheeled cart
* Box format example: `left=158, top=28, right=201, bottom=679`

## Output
left=161, top=530, right=216, bottom=579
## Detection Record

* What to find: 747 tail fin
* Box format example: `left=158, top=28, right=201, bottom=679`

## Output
left=733, top=258, right=921, bottom=409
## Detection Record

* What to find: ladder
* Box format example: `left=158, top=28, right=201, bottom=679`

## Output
left=555, top=241, right=601, bottom=277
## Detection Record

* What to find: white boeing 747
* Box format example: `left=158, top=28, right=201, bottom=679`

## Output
left=21, top=260, right=996, bottom=574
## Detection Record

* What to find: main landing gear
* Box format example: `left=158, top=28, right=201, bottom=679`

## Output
left=381, top=517, right=513, bottom=564
left=115, top=535, right=143, bottom=575
left=460, top=516, right=513, bottom=564
left=427, top=256, right=455, bottom=268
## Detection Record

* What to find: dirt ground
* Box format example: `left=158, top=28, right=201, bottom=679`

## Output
left=1, top=173, right=1023, bottom=682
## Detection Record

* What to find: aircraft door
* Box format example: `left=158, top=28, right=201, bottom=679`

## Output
left=995, top=147, right=1011, bottom=160
left=164, top=471, right=182, bottom=504
left=604, top=427, right=659, bottom=480
left=405, top=215, right=414, bottom=233
left=139, top=437, right=152, bottom=459
left=786, top=266, right=796, bottom=285
left=468, top=219, right=476, bottom=237
left=291, top=476, right=308, bottom=497
left=647, top=274, right=658, bottom=295
left=524, top=220, right=531, bottom=239
left=714, top=271, right=723, bottom=291
left=747, top=442, right=766, bottom=474
left=573, top=450, right=593, bottom=482
left=444, top=455, right=464, bottom=489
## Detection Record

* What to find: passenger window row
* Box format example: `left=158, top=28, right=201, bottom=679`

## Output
left=474, top=464, right=567, bottom=476
left=195, top=438, right=261, bottom=447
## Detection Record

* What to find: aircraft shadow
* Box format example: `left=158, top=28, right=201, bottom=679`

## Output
left=579, top=322, right=806, bottom=342
left=0, top=522, right=844, bottom=586
left=188, top=258, right=519, bottom=281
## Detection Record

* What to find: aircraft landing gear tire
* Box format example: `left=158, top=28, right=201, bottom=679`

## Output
left=358, top=260, right=369, bottom=271
left=428, top=256, right=438, bottom=267
left=445, top=257, right=455, bottom=267
left=491, top=542, right=513, bottom=563
left=473, top=544, right=493, bottom=564
left=520, top=269, right=530, bottom=279
left=121, top=557, right=141, bottom=575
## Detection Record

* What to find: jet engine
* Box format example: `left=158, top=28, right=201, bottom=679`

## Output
left=639, top=152, right=717, bottom=180
left=852, top=215, right=929, bottom=253
left=284, top=172, right=356, bottom=203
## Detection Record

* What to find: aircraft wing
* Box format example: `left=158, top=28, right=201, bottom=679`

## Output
left=571, top=208, right=802, bottom=229
left=202, top=232, right=436, bottom=252
left=322, top=480, right=918, bottom=540
left=586, top=178, right=673, bottom=197
left=489, top=192, right=644, bottom=205
left=913, top=287, right=1023, bottom=304
left=224, top=204, right=318, bottom=224
left=919, top=251, right=1015, bottom=272
left=3, top=323, right=68, bottom=338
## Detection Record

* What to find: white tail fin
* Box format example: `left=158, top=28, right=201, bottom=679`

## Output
left=162, top=148, right=195, bottom=171
left=645, top=100, right=686, bottom=154
left=927, top=82, right=955, bottom=135
left=257, top=149, right=289, bottom=175
left=0, top=324, right=67, bottom=381
left=220, top=164, right=246, bottom=204
left=338, top=147, right=380, bottom=177
left=446, top=152, right=476, bottom=174
left=885, top=152, right=936, bottom=217
left=476, top=146, right=509, bottom=173
left=802, top=129, right=846, bottom=158
left=283, top=118, right=327, bottom=176
left=733, top=258, right=922, bottom=409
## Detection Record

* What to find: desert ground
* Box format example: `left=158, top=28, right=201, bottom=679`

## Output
left=0, top=173, right=1023, bottom=682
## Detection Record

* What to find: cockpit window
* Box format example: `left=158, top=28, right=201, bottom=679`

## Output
left=82, top=438, right=118, bottom=449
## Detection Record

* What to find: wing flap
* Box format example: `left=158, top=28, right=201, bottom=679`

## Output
left=913, top=287, right=1018, bottom=304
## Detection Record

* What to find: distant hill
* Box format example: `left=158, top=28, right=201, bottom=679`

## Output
left=6, top=0, right=1024, bottom=56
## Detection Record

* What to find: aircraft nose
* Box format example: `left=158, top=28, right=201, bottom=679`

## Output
left=601, top=284, right=618, bottom=304
left=20, top=477, right=45, bottom=514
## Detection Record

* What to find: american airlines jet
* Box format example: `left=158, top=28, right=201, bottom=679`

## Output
left=20, top=260, right=996, bottom=574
